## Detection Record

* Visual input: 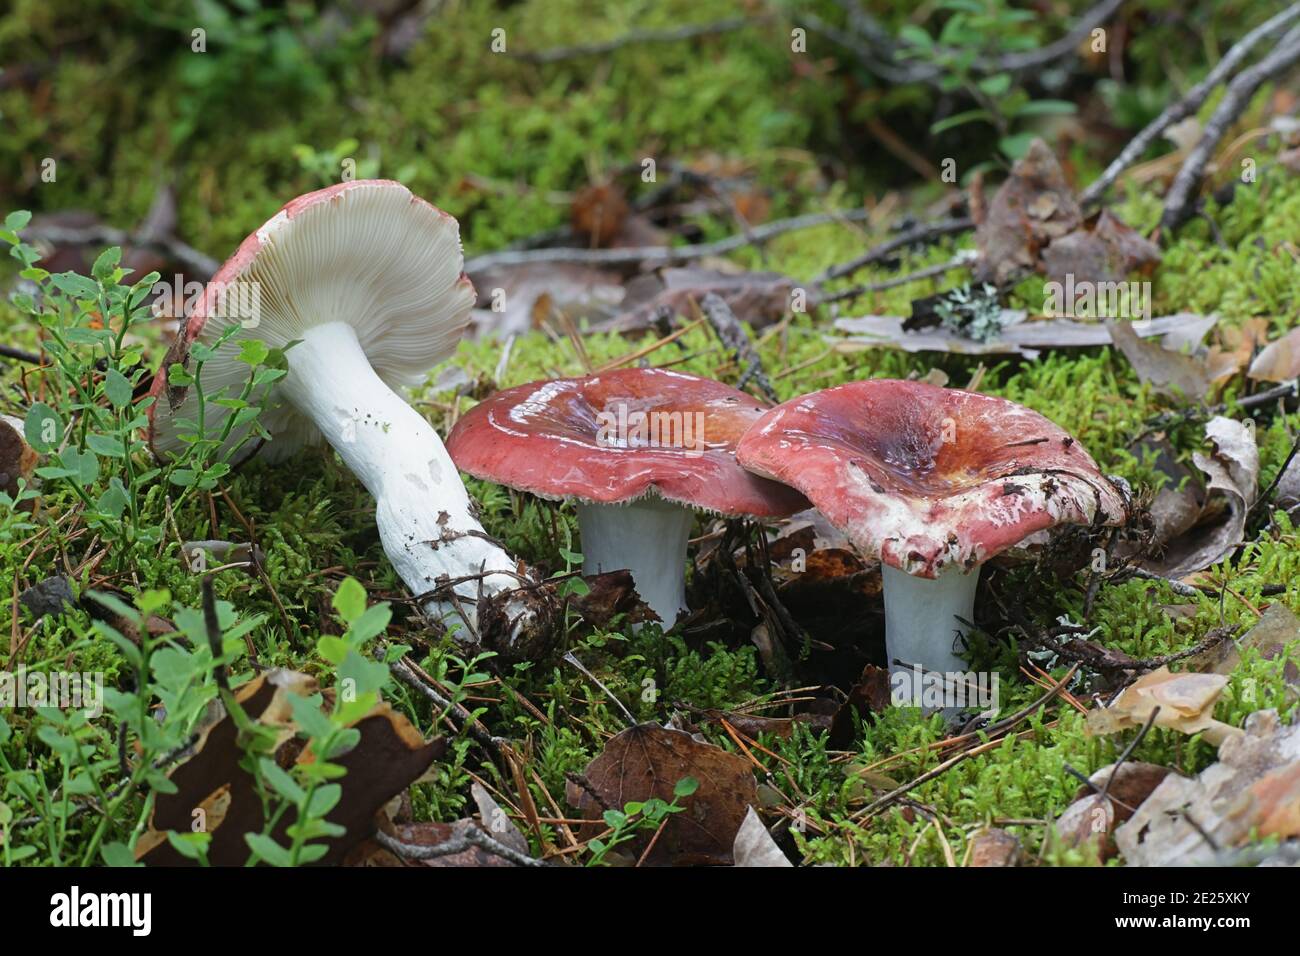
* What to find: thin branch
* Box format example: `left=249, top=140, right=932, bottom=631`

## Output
left=372, top=823, right=547, bottom=867
left=1160, top=26, right=1300, bottom=230
left=816, top=252, right=976, bottom=304
left=697, top=292, right=777, bottom=402
left=463, top=207, right=871, bottom=272
left=511, top=16, right=756, bottom=64
left=1082, top=1, right=1300, bottom=205
left=23, top=223, right=220, bottom=279
left=0, top=343, right=44, bottom=365
left=812, top=0, right=1126, bottom=85
left=814, top=217, right=973, bottom=284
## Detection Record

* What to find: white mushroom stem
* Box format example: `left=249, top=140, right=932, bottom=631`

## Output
left=576, top=498, right=694, bottom=629
left=280, top=321, right=531, bottom=637
left=882, top=563, right=979, bottom=707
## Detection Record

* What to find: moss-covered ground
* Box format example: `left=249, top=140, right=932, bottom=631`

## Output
left=1, top=0, right=1298, bottom=866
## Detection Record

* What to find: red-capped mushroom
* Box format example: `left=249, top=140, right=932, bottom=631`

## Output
left=736, top=379, right=1127, bottom=706
left=147, top=180, right=548, bottom=650
left=446, top=368, right=808, bottom=628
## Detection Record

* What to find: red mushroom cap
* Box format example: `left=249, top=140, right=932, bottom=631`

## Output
left=736, top=379, right=1127, bottom=577
left=446, top=368, right=809, bottom=517
left=147, top=179, right=475, bottom=463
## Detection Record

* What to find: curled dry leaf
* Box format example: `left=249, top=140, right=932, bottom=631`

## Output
left=1141, top=416, right=1259, bottom=578
left=1086, top=666, right=1241, bottom=746
left=732, top=806, right=792, bottom=867
left=467, top=261, right=627, bottom=339
left=566, top=723, right=758, bottom=866
left=973, top=138, right=1083, bottom=285
left=1247, top=327, right=1300, bottom=382
left=1116, top=709, right=1300, bottom=865
left=1040, top=209, right=1160, bottom=289
left=1105, top=317, right=1217, bottom=403
left=136, top=669, right=444, bottom=866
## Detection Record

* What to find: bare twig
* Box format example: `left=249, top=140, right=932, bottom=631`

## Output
left=23, top=223, right=220, bottom=279
left=816, top=251, right=976, bottom=304
left=511, top=16, right=756, bottom=63
left=814, top=217, right=973, bottom=284
left=1082, top=1, right=1300, bottom=205
left=0, top=343, right=43, bottom=365
left=1160, top=25, right=1300, bottom=230
left=809, top=0, right=1126, bottom=86
left=697, top=292, right=777, bottom=402
left=372, top=823, right=547, bottom=867
left=562, top=651, right=638, bottom=728
left=463, top=207, right=870, bottom=272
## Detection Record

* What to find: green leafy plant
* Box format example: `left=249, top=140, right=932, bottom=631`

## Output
left=585, top=776, right=698, bottom=866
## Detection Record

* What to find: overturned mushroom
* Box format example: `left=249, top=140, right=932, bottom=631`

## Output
left=446, top=368, right=808, bottom=628
left=147, top=180, right=551, bottom=654
left=736, top=380, right=1127, bottom=705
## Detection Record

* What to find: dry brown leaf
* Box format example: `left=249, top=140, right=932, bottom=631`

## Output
left=597, top=267, right=796, bottom=333
left=1106, top=318, right=1214, bottom=402
left=974, top=138, right=1083, bottom=285
left=1248, top=327, right=1300, bottom=382
left=1141, top=416, right=1259, bottom=578
left=1054, top=761, right=1173, bottom=862
left=136, top=670, right=444, bottom=866
left=566, top=723, right=758, bottom=866
left=1040, top=210, right=1160, bottom=289
left=1116, top=709, right=1300, bottom=864
left=1187, top=603, right=1300, bottom=684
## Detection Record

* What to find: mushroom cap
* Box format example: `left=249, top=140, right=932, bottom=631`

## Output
left=735, top=379, right=1127, bottom=577
left=147, top=180, right=475, bottom=463
left=446, top=368, right=809, bottom=517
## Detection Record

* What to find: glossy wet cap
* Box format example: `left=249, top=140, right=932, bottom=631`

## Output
left=147, top=179, right=475, bottom=464
left=735, top=379, right=1127, bottom=577
left=446, top=368, right=809, bottom=517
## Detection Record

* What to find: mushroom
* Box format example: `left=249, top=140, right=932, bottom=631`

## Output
left=736, top=379, right=1128, bottom=706
left=445, top=368, right=808, bottom=628
left=147, top=180, right=551, bottom=653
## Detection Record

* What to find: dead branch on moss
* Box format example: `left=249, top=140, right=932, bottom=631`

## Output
left=463, top=206, right=872, bottom=272
left=1160, top=24, right=1300, bottom=230
left=1082, top=1, right=1300, bottom=205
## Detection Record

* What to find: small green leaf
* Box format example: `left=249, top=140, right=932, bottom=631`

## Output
left=101, top=841, right=142, bottom=867
left=24, top=402, right=61, bottom=452
left=673, top=776, right=700, bottom=798
left=91, top=247, right=122, bottom=281
left=245, top=833, right=293, bottom=867
left=4, top=210, right=32, bottom=232
left=977, top=73, right=1012, bottom=97
left=104, top=368, right=133, bottom=408
left=331, top=577, right=368, bottom=625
